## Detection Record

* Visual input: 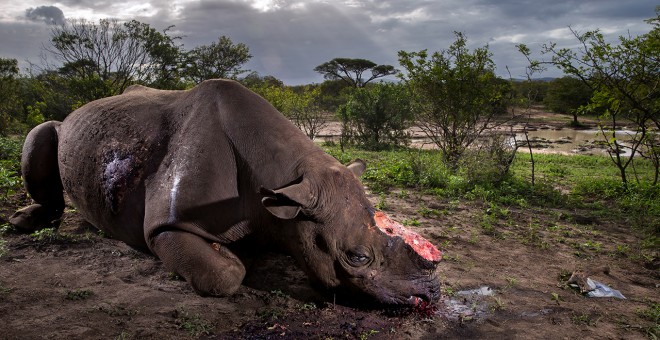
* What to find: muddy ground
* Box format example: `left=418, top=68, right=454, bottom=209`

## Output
left=1, top=188, right=657, bottom=339
left=0, top=112, right=658, bottom=339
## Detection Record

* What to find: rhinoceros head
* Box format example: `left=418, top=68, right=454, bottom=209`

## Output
left=261, top=160, right=441, bottom=306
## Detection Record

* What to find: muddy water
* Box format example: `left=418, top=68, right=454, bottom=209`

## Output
left=315, top=121, right=645, bottom=156
left=514, top=129, right=639, bottom=156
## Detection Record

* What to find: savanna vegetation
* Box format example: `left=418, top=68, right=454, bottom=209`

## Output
left=0, top=9, right=658, bottom=340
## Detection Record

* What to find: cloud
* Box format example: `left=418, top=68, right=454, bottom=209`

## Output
left=3, top=0, right=658, bottom=83
left=25, top=6, right=66, bottom=25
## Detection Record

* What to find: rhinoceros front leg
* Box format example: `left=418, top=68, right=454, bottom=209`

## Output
left=150, top=228, right=246, bottom=296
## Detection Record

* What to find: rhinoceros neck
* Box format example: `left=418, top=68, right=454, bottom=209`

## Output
left=206, top=82, right=329, bottom=189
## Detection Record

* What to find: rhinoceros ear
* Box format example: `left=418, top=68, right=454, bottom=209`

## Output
left=347, top=159, right=366, bottom=177
left=260, top=177, right=314, bottom=220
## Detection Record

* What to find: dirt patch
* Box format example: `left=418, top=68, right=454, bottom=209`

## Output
left=0, top=187, right=657, bottom=339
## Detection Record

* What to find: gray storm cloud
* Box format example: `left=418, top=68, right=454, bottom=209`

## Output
left=4, top=0, right=657, bottom=84
left=25, top=6, right=66, bottom=25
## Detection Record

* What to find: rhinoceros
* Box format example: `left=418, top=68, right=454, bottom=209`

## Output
left=10, top=79, right=441, bottom=306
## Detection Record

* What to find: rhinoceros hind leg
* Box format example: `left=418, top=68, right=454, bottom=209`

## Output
left=151, top=230, right=246, bottom=296
left=9, top=204, right=62, bottom=232
left=10, top=121, right=64, bottom=232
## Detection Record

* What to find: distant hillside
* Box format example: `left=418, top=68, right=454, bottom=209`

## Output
left=511, top=77, right=557, bottom=82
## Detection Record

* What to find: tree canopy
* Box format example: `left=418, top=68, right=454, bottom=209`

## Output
left=544, top=76, right=593, bottom=125
left=184, top=36, right=252, bottom=83
left=398, top=32, right=510, bottom=169
left=0, top=58, right=21, bottom=132
left=314, top=58, right=397, bottom=88
left=47, top=19, right=184, bottom=94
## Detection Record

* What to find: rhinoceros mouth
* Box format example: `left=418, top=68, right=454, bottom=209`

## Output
left=366, top=276, right=440, bottom=306
left=377, top=292, right=436, bottom=306
left=408, top=296, right=426, bottom=306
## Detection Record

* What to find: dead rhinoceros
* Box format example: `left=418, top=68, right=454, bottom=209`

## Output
left=10, top=79, right=441, bottom=306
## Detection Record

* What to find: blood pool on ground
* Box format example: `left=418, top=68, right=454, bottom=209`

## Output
left=374, top=211, right=442, bottom=262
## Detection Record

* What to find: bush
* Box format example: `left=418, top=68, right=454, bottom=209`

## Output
left=0, top=137, right=22, bottom=163
left=337, top=83, right=413, bottom=150
left=458, top=133, right=517, bottom=185
left=0, top=136, right=23, bottom=199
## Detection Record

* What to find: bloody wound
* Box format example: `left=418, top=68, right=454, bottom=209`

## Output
left=374, top=211, right=442, bottom=262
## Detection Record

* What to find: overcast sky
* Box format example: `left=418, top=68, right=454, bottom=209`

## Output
left=1, top=0, right=657, bottom=85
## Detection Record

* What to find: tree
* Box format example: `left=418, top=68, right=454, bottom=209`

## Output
left=511, top=80, right=548, bottom=104
left=0, top=58, right=19, bottom=78
left=18, top=70, right=89, bottom=124
left=315, top=79, right=354, bottom=113
left=46, top=18, right=183, bottom=94
left=255, top=85, right=327, bottom=140
left=398, top=32, right=510, bottom=169
left=139, top=24, right=187, bottom=89
left=314, top=58, right=397, bottom=88
left=544, top=76, right=593, bottom=126
left=184, top=36, right=251, bottom=83
left=240, top=72, right=283, bottom=89
left=521, top=9, right=659, bottom=185
left=337, top=83, right=413, bottom=150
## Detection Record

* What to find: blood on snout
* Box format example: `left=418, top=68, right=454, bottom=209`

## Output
left=373, top=211, right=442, bottom=262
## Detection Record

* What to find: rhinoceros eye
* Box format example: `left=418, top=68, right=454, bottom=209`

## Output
left=347, top=247, right=371, bottom=267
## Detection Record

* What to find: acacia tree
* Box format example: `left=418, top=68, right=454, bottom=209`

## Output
left=46, top=19, right=183, bottom=94
left=184, top=36, right=251, bottom=83
left=520, top=9, right=659, bottom=185
left=314, top=58, right=397, bottom=88
left=398, top=32, right=510, bottom=169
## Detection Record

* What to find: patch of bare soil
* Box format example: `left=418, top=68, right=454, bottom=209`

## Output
left=0, top=185, right=657, bottom=339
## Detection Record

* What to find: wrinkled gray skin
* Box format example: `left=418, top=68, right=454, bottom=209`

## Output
left=10, top=79, right=439, bottom=305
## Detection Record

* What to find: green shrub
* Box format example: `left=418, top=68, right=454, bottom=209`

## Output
left=337, top=83, right=413, bottom=150
left=458, top=136, right=516, bottom=186
left=0, top=137, right=22, bottom=164
left=0, top=136, right=23, bottom=199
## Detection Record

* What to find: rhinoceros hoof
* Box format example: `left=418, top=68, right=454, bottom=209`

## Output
left=9, top=204, right=61, bottom=232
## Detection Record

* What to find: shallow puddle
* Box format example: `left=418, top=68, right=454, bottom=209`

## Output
left=437, top=286, right=494, bottom=321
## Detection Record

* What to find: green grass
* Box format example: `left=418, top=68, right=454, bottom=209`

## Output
left=637, top=302, right=660, bottom=338
left=65, top=289, right=93, bottom=300
left=324, top=144, right=660, bottom=249
left=29, top=227, right=97, bottom=245
left=520, top=153, right=660, bottom=247
left=323, top=146, right=451, bottom=193
left=175, top=309, right=213, bottom=337
left=324, top=144, right=569, bottom=208
left=511, top=153, right=657, bottom=189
